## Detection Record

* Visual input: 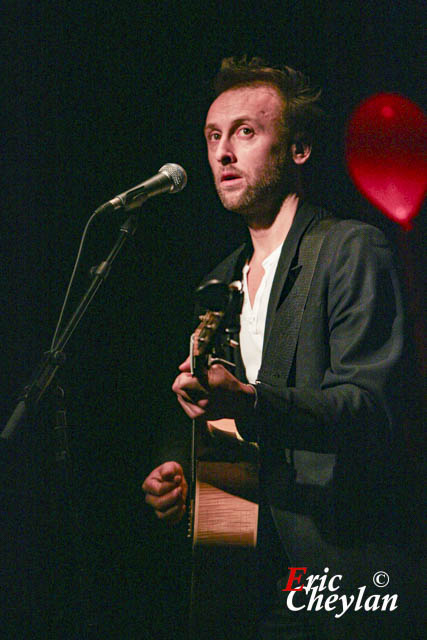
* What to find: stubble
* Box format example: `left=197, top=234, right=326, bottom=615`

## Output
left=216, top=145, right=293, bottom=223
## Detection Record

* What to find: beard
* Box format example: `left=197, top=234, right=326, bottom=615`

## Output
left=215, top=148, right=293, bottom=219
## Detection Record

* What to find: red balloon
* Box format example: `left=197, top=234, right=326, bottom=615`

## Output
left=345, top=93, right=427, bottom=230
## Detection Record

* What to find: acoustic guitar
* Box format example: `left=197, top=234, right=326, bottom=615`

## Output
left=187, top=280, right=260, bottom=639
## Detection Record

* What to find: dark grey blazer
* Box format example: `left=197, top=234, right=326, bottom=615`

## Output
left=200, top=201, right=417, bottom=637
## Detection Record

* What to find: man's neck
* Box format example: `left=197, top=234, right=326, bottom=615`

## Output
left=247, top=194, right=299, bottom=262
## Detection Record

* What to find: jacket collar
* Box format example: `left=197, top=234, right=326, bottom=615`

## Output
left=262, top=200, right=318, bottom=358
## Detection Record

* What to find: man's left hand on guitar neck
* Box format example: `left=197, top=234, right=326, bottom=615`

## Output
left=172, top=356, right=256, bottom=422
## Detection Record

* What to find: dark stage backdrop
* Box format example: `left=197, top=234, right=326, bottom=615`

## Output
left=2, top=2, right=425, bottom=638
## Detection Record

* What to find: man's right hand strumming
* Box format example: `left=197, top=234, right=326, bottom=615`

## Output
left=142, top=461, right=188, bottom=525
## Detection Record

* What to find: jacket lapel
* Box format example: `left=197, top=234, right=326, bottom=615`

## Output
left=262, top=201, right=318, bottom=359
left=200, top=202, right=320, bottom=382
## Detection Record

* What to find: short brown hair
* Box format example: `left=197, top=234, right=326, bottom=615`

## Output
left=213, top=56, right=323, bottom=146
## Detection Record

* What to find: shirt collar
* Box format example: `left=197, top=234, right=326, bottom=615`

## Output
left=242, top=241, right=284, bottom=275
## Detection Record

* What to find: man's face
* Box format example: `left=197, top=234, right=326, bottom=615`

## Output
left=204, top=84, right=290, bottom=216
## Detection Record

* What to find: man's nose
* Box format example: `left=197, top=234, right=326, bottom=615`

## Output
left=215, top=137, right=236, bottom=165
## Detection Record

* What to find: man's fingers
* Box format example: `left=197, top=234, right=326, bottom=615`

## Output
left=146, top=478, right=179, bottom=496
left=145, top=484, right=183, bottom=511
left=142, top=462, right=187, bottom=526
left=178, top=356, right=192, bottom=372
left=176, top=389, right=209, bottom=408
left=142, top=462, right=184, bottom=495
left=177, top=394, right=206, bottom=419
left=158, top=461, right=183, bottom=479
left=180, top=479, right=188, bottom=502
left=156, top=501, right=186, bottom=524
left=172, top=372, right=209, bottom=397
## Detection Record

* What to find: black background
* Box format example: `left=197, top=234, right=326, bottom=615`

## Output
left=1, top=2, right=425, bottom=638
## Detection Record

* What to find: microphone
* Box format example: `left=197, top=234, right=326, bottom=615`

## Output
left=96, top=163, right=187, bottom=213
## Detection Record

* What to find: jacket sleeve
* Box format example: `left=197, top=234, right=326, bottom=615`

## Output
left=236, top=223, right=406, bottom=454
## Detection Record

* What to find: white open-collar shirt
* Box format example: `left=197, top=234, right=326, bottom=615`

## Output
left=240, top=242, right=284, bottom=384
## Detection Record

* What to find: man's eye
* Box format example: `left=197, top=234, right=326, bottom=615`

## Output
left=238, top=127, right=253, bottom=137
left=209, top=132, right=221, bottom=141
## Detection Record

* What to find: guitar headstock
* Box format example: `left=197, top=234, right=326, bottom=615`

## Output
left=190, top=279, right=243, bottom=378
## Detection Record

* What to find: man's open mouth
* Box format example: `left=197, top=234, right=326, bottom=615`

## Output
left=221, top=173, right=242, bottom=182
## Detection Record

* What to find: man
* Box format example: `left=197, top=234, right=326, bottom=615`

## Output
left=143, top=58, right=412, bottom=639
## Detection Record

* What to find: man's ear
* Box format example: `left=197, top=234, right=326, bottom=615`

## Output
left=291, top=141, right=312, bottom=165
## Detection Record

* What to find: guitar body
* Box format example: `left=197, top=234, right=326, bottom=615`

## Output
left=193, top=419, right=259, bottom=548
left=189, top=419, right=261, bottom=639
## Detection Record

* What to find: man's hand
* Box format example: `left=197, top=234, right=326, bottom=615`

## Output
left=142, top=461, right=188, bottom=525
left=172, top=356, right=256, bottom=421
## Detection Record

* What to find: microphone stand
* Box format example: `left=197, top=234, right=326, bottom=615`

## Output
left=1, top=212, right=139, bottom=637
left=2, top=213, right=138, bottom=440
